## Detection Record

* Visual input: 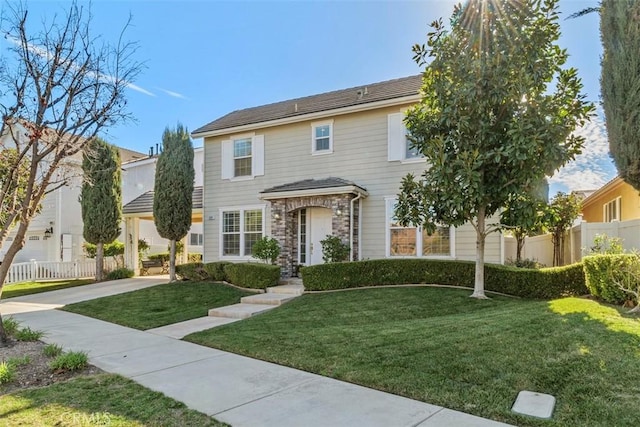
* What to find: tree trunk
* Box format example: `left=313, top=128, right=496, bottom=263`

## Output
left=0, top=220, right=30, bottom=345
left=516, top=231, right=525, bottom=263
left=169, top=239, right=176, bottom=282
left=471, top=205, right=489, bottom=299
left=96, top=242, right=104, bottom=282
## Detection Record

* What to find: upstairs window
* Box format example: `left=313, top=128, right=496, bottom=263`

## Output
left=221, top=135, right=264, bottom=180
left=388, top=113, right=424, bottom=162
left=311, top=120, right=333, bottom=155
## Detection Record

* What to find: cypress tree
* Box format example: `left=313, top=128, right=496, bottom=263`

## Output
left=153, top=124, right=194, bottom=281
left=80, top=138, right=122, bottom=282
left=600, top=0, right=640, bottom=190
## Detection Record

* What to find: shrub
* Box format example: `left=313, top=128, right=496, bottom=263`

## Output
left=2, top=317, right=20, bottom=336
left=8, top=356, right=30, bottom=367
left=223, top=263, right=281, bottom=289
left=252, top=236, right=281, bottom=264
left=505, top=257, right=545, bottom=269
left=204, top=261, right=232, bottom=281
left=583, top=254, right=636, bottom=304
left=175, top=262, right=209, bottom=281
left=50, top=351, right=88, bottom=372
left=43, top=343, right=63, bottom=358
left=588, top=234, right=625, bottom=255
left=301, top=259, right=587, bottom=299
left=0, top=362, right=15, bottom=385
left=320, top=235, right=350, bottom=263
left=105, top=268, right=134, bottom=280
left=15, top=327, right=44, bottom=341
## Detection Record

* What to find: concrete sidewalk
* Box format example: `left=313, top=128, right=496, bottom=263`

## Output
left=2, top=279, right=512, bottom=427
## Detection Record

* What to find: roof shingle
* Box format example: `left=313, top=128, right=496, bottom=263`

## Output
left=123, top=186, right=203, bottom=215
left=192, top=75, right=422, bottom=135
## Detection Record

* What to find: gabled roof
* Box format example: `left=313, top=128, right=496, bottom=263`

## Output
left=192, top=75, right=422, bottom=136
left=123, top=186, right=203, bottom=215
left=260, top=178, right=368, bottom=200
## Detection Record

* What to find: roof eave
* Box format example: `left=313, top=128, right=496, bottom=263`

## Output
left=191, top=95, right=420, bottom=139
left=259, top=185, right=369, bottom=200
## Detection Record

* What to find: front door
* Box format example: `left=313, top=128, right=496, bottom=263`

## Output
left=307, top=207, right=333, bottom=265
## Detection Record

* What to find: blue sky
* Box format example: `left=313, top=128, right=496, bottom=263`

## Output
left=3, top=0, right=612, bottom=195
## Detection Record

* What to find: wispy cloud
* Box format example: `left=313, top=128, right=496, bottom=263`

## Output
left=549, top=112, right=617, bottom=193
left=156, top=87, right=188, bottom=99
left=5, top=35, right=156, bottom=97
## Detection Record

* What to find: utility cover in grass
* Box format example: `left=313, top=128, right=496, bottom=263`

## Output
left=512, top=390, right=555, bottom=419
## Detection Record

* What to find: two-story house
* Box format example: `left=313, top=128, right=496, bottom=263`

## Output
left=190, top=75, right=504, bottom=276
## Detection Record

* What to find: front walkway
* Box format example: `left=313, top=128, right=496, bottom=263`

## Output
left=2, top=278, right=512, bottom=427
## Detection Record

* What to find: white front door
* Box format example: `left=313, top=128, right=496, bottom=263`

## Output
left=308, top=207, right=333, bottom=265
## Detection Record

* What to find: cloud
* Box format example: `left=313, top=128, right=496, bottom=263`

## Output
left=156, top=87, right=188, bottom=99
left=549, top=112, right=617, bottom=192
left=5, top=35, right=155, bottom=97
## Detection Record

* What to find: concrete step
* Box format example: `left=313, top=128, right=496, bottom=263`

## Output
left=240, top=293, right=297, bottom=306
left=208, top=303, right=276, bottom=319
left=267, top=284, right=305, bottom=296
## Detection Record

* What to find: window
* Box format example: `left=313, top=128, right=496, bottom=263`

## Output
left=233, top=138, right=252, bottom=177
left=604, top=197, right=622, bottom=222
left=220, top=207, right=264, bottom=257
left=311, top=121, right=333, bottom=155
left=299, top=209, right=307, bottom=264
left=221, top=135, right=264, bottom=180
left=190, top=233, right=203, bottom=246
left=388, top=113, right=424, bottom=162
left=386, top=198, right=452, bottom=257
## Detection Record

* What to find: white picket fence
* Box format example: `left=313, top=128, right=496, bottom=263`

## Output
left=4, top=259, right=118, bottom=285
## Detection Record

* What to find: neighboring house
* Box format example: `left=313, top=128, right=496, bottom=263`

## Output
left=581, top=176, right=640, bottom=223
left=121, top=147, right=205, bottom=260
left=187, top=75, right=505, bottom=276
left=0, top=123, right=146, bottom=263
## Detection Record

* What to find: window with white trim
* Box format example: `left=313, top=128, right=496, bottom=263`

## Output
left=387, top=113, right=423, bottom=162
left=190, top=233, right=203, bottom=246
left=221, top=207, right=264, bottom=257
left=603, top=197, right=621, bottom=222
left=233, top=138, right=252, bottom=177
left=221, top=135, right=264, bottom=180
left=311, top=121, right=333, bottom=155
left=386, top=199, right=452, bottom=257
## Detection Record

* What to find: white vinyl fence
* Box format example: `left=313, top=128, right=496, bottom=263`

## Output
left=4, top=259, right=118, bottom=285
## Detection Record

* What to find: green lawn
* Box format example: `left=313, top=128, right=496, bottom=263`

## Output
left=63, top=281, right=253, bottom=329
left=184, top=287, right=640, bottom=427
left=2, top=279, right=95, bottom=299
left=1, top=374, right=227, bottom=426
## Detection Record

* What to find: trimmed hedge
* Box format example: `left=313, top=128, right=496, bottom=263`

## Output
left=175, top=262, right=209, bottom=281
left=301, top=259, right=587, bottom=299
left=223, top=263, right=281, bottom=290
left=204, top=261, right=232, bottom=281
left=105, top=268, right=134, bottom=281
left=583, top=254, right=636, bottom=304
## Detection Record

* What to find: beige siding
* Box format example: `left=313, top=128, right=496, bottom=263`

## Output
left=202, top=105, right=504, bottom=264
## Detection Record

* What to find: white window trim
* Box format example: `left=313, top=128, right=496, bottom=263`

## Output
left=221, top=132, right=265, bottom=181
left=603, top=196, right=622, bottom=222
left=311, top=120, right=334, bottom=155
left=384, top=197, right=455, bottom=259
left=218, top=204, right=266, bottom=260
left=387, top=112, right=426, bottom=164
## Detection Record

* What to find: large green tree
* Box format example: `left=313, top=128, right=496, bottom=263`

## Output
left=395, top=0, right=594, bottom=298
left=153, top=124, right=194, bottom=282
left=0, top=2, right=140, bottom=345
left=600, top=0, right=640, bottom=190
left=80, top=138, right=122, bottom=282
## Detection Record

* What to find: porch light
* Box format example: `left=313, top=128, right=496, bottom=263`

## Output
left=273, top=210, right=282, bottom=220
left=336, top=205, right=344, bottom=216
left=44, top=226, right=53, bottom=238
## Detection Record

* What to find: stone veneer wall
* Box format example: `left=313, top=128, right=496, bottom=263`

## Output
left=270, top=193, right=359, bottom=277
